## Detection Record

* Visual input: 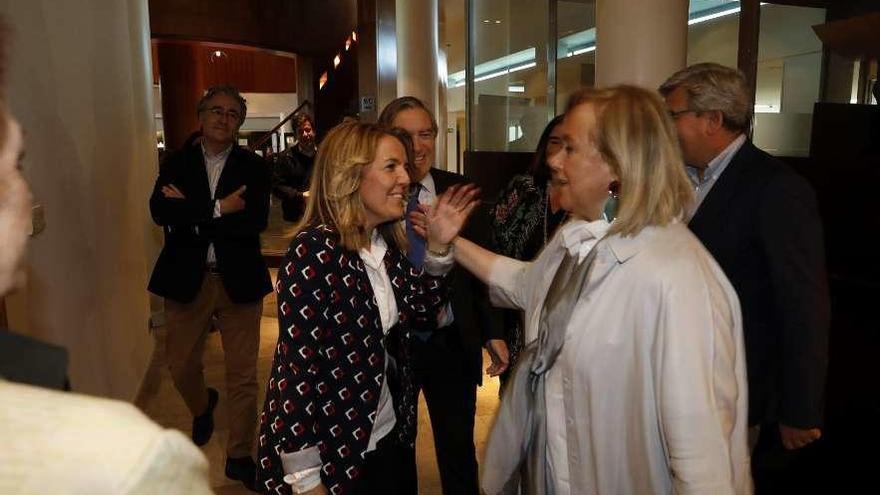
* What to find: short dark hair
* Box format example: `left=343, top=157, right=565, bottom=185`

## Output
left=196, top=85, right=247, bottom=126
left=293, top=112, right=314, bottom=130
left=377, top=96, right=438, bottom=136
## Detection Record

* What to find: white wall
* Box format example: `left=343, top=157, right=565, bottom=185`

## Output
left=1, top=0, right=158, bottom=400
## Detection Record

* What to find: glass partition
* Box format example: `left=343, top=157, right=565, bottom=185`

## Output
left=555, top=1, right=596, bottom=111
left=466, top=0, right=552, bottom=151
left=687, top=0, right=741, bottom=67
left=753, top=3, right=826, bottom=157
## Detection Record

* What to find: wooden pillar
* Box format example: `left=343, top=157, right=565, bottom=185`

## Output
left=156, top=42, right=205, bottom=151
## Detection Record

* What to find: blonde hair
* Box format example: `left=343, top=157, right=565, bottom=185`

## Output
left=295, top=119, right=410, bottom=252
left=566, top=85, right=694, bottom=237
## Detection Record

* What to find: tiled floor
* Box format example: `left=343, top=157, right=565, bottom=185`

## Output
left=137, top=273, right=502, bottom=494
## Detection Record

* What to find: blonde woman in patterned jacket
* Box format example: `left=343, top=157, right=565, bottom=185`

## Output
left=256, top=120, right=477, bottom=495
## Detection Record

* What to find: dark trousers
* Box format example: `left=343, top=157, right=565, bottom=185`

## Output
left=412, top=325, right=480, bottom=495
left=353, top=430, right=417, bottom=494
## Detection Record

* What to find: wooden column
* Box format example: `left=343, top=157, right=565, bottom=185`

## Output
left=156, top=42, right=205, bottom=151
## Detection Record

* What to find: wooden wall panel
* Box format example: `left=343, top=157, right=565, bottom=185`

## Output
left=149, top=0, right=357, bottom=59
left=153, top=41, right=297, bottom=93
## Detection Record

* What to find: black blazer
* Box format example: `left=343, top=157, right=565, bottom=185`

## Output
left=431, top=169, right=504, bottom=384
left=148, top=143, right=272, bottom=304
left=688, top=141, right=830, bottom=428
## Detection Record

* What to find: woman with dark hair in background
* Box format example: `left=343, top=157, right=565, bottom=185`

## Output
left=489, top=115, right=566, bottom=388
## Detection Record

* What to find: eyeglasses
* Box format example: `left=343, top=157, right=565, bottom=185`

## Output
left=204, top=106, right=242, bottom=122
left=668, top=109, right=698, bottom=120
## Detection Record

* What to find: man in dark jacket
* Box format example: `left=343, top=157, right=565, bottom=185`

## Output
left=661, top=63, right=830, bottom=491
left=379, top=96, right=506, bottom=495
left=271, top=113, right=316, bottom=222
left=148, top=85, right=271, bottom=492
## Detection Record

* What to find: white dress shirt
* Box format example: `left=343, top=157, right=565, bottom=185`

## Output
left=417, top=172, right=454, bottom=327
left=201, top=143, right=232, bottom=264
left=685, top=134, right=746, bottom=221
left=485, top=220, right=752, bottom=495
left=359, top=231, right=400, bottom=453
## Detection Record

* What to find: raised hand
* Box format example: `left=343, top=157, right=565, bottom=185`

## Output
left=411, top=183, right=480, bottom=251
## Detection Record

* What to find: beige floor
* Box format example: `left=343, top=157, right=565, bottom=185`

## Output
left=137, top=276, right=502, bottom=494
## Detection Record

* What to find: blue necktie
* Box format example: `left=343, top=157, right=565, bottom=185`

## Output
left=406, top=184, right=426, bottom=267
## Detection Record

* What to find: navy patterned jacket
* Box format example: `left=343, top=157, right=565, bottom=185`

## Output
left=257, top=224, right=448, bottom=494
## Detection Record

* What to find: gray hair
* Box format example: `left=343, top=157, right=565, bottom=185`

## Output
left=196, top=85, right=247, bottom=126
left=377, top=96, right=438, bottom=136
left=659, top=63, right=751, bottom=133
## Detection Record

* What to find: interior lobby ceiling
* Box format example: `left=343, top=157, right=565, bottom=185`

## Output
left=149, top=0, right=358, bottom=58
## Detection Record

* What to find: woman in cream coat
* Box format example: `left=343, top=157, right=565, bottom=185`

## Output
left=420, top=85, right=751, bottom=494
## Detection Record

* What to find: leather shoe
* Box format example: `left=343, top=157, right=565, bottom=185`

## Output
left=191, top=387, right=218, bottom=446
left=225, top=456, right=258, bottom=492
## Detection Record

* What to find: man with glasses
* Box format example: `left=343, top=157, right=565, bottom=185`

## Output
left=660, top=63, right=830, bottom=490
left=148, top=85, right=271, bottom=492
left=378, top=96, right=507, bottom=495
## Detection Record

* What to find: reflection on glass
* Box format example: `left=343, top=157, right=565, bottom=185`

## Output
left=687, top=0, right=741, bottom=67
left=468, top=0, right=550, bottom=151
left=753, top=4, right=826, bottom=157
left=556, top=1, right=596, bottom=112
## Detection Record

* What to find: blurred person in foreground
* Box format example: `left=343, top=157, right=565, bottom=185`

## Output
left=415, top=85, right=751, bottom=494
left=0, top=30, right=213, bottom=493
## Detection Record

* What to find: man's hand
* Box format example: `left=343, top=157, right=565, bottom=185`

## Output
left=219, top=185, right=247, bottom=215
left=779, top=423, right=821, bottom=450
left=161, top=183, right=185, bottom=199
left=485, top=339, right=510, bottom=377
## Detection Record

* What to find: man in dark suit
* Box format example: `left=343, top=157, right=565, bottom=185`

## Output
left=379, top=96, right=506, bottom=495
left=148, top=85, right=271, bottom=491
left=661, top=64, right=830, bottom=490
left=271, top=112, right=317, bottom=222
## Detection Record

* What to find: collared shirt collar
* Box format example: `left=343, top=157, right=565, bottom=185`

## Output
left=419, top=171, right=437, bottom=197
left=359, top=229, right=389, bottom=272
left=559, top=217, right=611, bottom=264
left=603, top=221, right=680, bottom=264
left=201, top=142, right=233, bottom=161
left=685, top=133, right=745, bottom=187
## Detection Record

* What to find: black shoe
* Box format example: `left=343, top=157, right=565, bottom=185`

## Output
left=191, top=387, right=218, bottom=446
left=225, top=456, right=258, bottom=492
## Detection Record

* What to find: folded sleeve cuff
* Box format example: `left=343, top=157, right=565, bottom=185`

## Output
left=280, top=447, right=322, bottom=493
left=424, top=245, right=455, bottom=276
